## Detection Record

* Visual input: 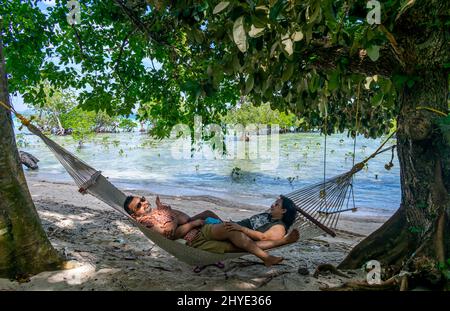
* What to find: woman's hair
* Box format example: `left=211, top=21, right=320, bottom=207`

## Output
left=123, top=195, right=134, bottom=215
left=280, top=196, right=297, bottom=229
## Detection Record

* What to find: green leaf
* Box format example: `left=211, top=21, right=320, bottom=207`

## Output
left=444, top=270, right=450, bottom=280
left=318, top=97, right=327, bottom=117
left=251, top=15, right=267, bottom=28
left=379, top=79, right=392, bottom=93
left=232, top=54, right=241, bottom=72
left=282, top=63, right=294, bottom=81
left=393, top=74, right=409, bottom=87
left=291, top=31, right=304, bottom=42
left=270, top=41, right=279, bottom=57
left=248, top=25, right=265, bottom=38
left=233, top=16, right=248, bottom=53
left=407, top=79, right=415, bottom=88
left=193, top=29, right=204, bottom=44
left=213, top=2, right=230, bottom=14
left=281, top=35, right=293, bottom=56
left=371, top=92, right=384, bottom=106
left=269, top=0, right=287, bottom=21
left=245, top=75, right=254, bottom=94
left=328, top=71, right=340, bottom=91
left=366, top=45, right=380, bottom=61
left=253, top=6, right=269, bottom=27
left=306, top=4, right=321, bottom=24
left=309, top=74, right=319, bottom=93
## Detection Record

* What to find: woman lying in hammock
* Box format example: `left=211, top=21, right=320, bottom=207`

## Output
left=184, top=196, right=300, bottom=267
left=124, top=195, right=299, bottom=267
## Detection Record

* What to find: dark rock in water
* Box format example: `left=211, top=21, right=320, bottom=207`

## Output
left=298, top=263, right=309, bottom=275
left=19, top=151, right=39, bottom=170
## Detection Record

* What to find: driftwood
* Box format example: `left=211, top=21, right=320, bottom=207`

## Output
left=313, top=264, right=349, bottom=278
left=19, top=151, right=39, bottom=170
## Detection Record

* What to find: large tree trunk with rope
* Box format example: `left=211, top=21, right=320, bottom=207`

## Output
left=338, top=0, right=450, bottom=289
left=0, top=28, right=62, bottom=279
left=339, top=70, right=449, bottom=288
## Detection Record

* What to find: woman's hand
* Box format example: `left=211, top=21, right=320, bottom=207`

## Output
left=223, top=222, right=244, bottom=233
left=192, top=219, right=205, bottom=227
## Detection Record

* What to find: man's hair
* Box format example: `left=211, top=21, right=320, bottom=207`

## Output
left=280, top=196, right=297, bottom=229
left=124, top=195, right=134, bottom=215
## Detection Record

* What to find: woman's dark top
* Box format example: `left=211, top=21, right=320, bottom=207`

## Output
left=236, top=212, right=286, bottom=233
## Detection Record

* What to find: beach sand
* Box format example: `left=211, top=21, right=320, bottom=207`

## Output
left=0, top=177, right=390, bottom=291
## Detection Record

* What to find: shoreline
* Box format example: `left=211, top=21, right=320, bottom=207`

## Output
left=25, top=174, right=396, bottom=217
left=0, top=177, right=390, bottom=291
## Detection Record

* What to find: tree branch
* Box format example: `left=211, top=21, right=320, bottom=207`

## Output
left=308, top=44, right=400, bottom=78
left=378, top=24, right=406, bottom=68
left=112, top=0, right=175, bottom=51
left=114, top=28, right=137, bottom=89
left=72, top=25, right=92, bottom=62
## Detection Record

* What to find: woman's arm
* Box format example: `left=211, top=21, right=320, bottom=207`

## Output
left=224, top=223, right=286, bottom=241
left=173, top=219, right=204, bottom=239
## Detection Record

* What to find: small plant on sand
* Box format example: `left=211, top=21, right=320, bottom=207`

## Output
left=231, top=167, right=241, bottom=180
left=16, top=134, right=30, bottom=148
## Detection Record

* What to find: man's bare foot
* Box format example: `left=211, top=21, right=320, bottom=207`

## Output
left=263, top=255, right=284, bottom=267
left=284, top=229, right=300, bottom=244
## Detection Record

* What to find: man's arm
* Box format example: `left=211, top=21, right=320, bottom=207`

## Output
left=173, top=219, right=204, bottom=239
left=172, top=209, right=191, bottom=225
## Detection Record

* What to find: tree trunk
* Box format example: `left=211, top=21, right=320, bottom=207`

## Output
left=0, top=24, right=61, bottom=279
left=339, top=70, right=449, bottom=287
left=54, top=112, right=64, bottom=135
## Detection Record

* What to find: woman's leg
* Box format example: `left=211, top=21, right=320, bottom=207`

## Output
left=209, top=224, right=283, bottom=267
left=219, top=229, right=300, bottom=252
left=255, top=229, right=299, bottom=250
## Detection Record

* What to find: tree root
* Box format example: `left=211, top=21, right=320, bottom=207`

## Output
left=436, top=211, right=446, bottom=263
left=256, top=270, right=290, bottom=288
left=320, top=274, right=402, bottom=291
left=313, top=264, right=349, bottom=278
left=400, top=275, right=409, bottom=291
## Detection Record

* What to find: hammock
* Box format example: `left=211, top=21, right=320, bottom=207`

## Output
left=4, top=103, right=395, bottom=266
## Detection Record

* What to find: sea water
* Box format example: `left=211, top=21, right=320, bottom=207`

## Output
left=16, top=125, right=399, bottom=217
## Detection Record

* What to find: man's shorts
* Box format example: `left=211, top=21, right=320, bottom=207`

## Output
left=189, top=224, right=236, bottom=254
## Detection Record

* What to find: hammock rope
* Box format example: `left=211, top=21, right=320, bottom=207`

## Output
left=1, top=100, right=397, bottom=265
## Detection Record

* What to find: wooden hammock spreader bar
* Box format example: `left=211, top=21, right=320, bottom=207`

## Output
left=317, top=207, right=358, bottom=215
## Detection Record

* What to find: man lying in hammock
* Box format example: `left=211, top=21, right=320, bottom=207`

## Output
left=124, top=195, right=299, bottom=267
left=123, top=195, right=216, bottom=240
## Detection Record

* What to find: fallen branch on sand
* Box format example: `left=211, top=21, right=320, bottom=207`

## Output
left=320, top=271, right=412, bottom=291
left=256, top=270, right=290, bottom=288
left=313, top=264, right=349, bottom=278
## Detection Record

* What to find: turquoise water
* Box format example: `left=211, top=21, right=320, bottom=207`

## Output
left=16, top=120, right=400, bottom=217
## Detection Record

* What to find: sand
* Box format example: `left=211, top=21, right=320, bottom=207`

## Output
left=0, top=177, right=390, bottom=291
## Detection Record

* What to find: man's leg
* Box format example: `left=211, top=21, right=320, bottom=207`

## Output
left=209, top=224, right=283, bottom=267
